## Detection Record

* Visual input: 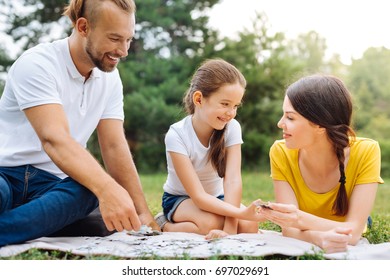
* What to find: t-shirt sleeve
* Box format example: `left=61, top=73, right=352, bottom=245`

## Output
left=225, top=119, right=243, bottom=147
left=165, top=126, right=189, bottom=156
left=355, top=140, right=384, bottom=185
left=101, top=70, right=124, bottom=121
left=10, top=52, right=62, bottom=110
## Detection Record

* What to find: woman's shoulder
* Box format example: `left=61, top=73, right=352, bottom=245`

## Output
left=350, top=137, right=381, bottom=157
left=351, top=137, right=380, bottom=149
left=270, top=139, right=287, bottom=151
left=272, top=139, right=286, bottom=145
left=269, top=139, right=290, bottom=157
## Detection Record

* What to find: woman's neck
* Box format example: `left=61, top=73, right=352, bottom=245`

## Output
left=298, top=141, right=342, bottom=193
left=299, top=147, right=339, bottom=176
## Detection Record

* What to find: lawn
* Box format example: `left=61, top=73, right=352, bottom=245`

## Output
left=2, top=172, right=389, bottom=259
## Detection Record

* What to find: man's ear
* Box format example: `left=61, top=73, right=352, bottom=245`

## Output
left=192, top=91, right=203, bottom=106
left=75, top=17, right=89, bottom=37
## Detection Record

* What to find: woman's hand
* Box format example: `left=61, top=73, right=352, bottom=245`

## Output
left=258, top=202, right=300, bottom=228
left=316, top=228, right=352, bottom=253
left=260, top=202, right=353, bottom=253
left=205, top=229, right=229, bottom=240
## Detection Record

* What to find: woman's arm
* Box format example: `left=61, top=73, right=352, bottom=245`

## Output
left=261, top=180, right=377, bottom=248
left=343, top=182, right=378, bottom=243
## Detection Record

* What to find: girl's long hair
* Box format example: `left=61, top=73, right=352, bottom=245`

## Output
left=286, top=74, right=355, bottom=216
left=183, top=59, right=246, bottom=177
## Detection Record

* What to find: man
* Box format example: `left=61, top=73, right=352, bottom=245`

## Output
left=0, top=0, right=159, bottom=246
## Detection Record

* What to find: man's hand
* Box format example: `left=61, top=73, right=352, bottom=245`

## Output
left=98, top=184, right=142, bottom=232
left=139, top=212, right=161, bottom=232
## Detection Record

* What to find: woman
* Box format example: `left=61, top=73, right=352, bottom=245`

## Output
left=260, top=74, right=384, bottom=253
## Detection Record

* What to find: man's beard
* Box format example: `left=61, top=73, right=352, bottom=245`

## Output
left=85, top=40, right=117, bottom=73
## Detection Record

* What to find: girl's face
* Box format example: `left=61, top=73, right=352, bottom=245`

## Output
left=277, top=95, right=322, bottom=149
left=195, top=83, right=244, bottom=131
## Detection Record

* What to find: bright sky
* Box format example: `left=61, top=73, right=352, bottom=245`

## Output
left=208, top=0, right=390, bottom=64
left=1, top=0, right=389, bottom=65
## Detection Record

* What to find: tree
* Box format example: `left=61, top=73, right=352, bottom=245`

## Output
left=1, top=0, right=69, bottom=53
left=211, top=13, right=305, bottom=169
left=0, top=0, right=222, bottom=172
left=287, top=30, right=327, bottom=73
left=347, top=47, right=390, bottom=176
left=119, top=0, right=221, bottom=172
left=1, top=1, right=354, bottom=174
left=347, top=47, right=390, bottom=136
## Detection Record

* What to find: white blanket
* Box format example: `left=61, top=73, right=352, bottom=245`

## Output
left=1, top=230, right=390, bottom=259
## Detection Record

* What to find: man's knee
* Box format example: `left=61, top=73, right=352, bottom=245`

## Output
left=0, top=176, right=12, bottom=213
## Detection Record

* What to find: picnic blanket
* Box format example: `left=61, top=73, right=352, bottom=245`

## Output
left=1, top=230, right=390, bottom=259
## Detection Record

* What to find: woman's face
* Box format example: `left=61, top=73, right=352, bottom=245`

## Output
left=277, top=95, right=322, bottom=149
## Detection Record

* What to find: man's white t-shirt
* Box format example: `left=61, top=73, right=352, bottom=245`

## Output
left=0, top=38, right=124, bottom=178
left=163, top=115, right=243, bottom=196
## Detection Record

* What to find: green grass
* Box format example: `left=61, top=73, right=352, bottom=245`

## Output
left=2, top=172, right=389, bottom=260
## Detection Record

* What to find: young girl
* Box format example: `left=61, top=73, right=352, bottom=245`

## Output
left=155, top=59, right=261, bottom=238
left=260, top=74, right=383, bottom=253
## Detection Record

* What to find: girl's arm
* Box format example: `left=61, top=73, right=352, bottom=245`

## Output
left=170, top=151, right=264, bottom=222
left=221, top=144, right=242, bottom=234
left=262, top=180, right=377, bottom=246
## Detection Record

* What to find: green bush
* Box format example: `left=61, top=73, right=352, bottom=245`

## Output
left=378, top=139, right=390, bottom=177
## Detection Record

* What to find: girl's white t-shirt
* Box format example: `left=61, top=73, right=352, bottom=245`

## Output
left=0, top=38, right=124, bottom=178
left=163, top=115, right=243, bottom=196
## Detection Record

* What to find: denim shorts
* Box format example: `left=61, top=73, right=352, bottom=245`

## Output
left=162, top=192, right=224, bottom=223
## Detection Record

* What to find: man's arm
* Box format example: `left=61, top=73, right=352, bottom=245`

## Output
left=96, top=119, right=160, bottom=230
left=24, top=103, right=142, bottom=232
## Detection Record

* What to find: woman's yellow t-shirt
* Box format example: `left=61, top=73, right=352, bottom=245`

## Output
left=269, top=137, right=384, bottom=222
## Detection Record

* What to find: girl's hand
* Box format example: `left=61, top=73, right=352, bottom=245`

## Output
left=205, top=229, right=229, bottom=240
left=258, top=202, right=300, bottom=228
left=317, top=228, right=352, bottom=253
left=240, top=200, right=268, bottom=221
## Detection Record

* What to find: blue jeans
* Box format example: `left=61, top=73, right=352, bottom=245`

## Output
left=0, top=165, right=98, bottom=246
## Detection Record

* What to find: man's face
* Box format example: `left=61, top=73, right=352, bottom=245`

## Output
left=85, top=3, right=135, bottom=72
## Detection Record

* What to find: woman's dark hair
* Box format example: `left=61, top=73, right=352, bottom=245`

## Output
left=286, top=74, right=356, bottom=216
left=183, top=59, right=246, bottom=177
